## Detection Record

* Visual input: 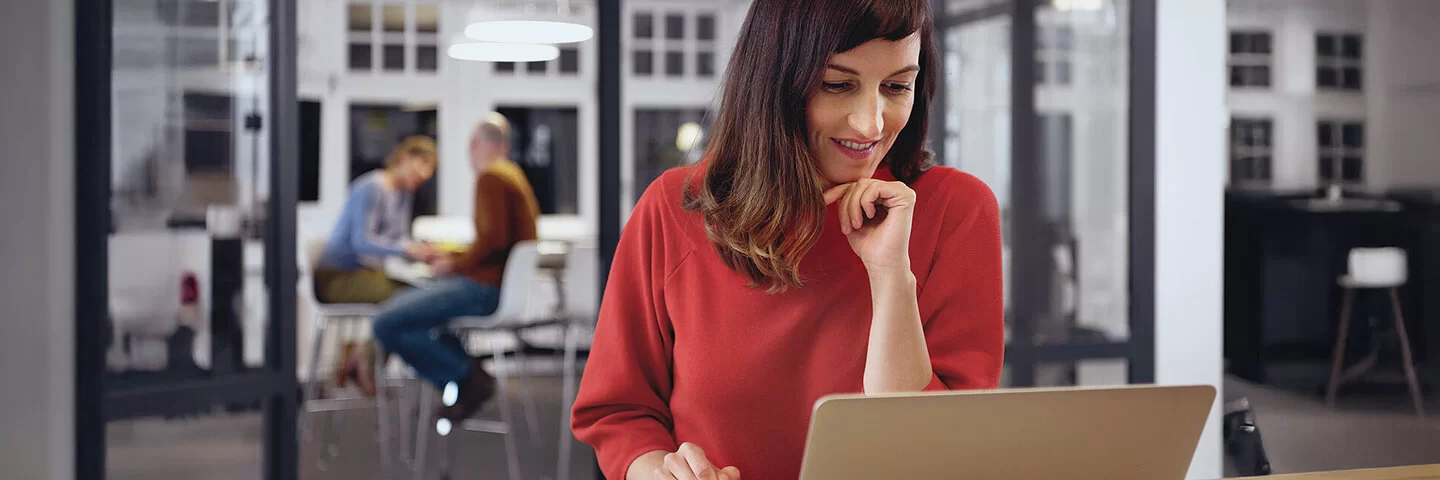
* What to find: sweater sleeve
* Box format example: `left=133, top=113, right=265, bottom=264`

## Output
left=345, top=182, right=408, bottom=258
left=455, top=174, right=512, bottom=269
left=919, top=174, right=1005, bottom=391
left=570, top=181, right=681, bottom=480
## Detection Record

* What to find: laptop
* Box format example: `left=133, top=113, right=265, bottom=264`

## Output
left=798, top=384, right=1216, bottom=480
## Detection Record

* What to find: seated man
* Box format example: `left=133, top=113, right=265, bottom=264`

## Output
left=370, top=112, right=541, bottom=421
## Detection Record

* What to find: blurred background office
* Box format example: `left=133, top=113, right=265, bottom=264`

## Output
left=0, top=0, right=1436, bottom=479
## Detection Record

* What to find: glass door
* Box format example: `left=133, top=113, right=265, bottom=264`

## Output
left=935, top=0, right=1155, bottom=387
left=76, top=0, right=300, bottom=478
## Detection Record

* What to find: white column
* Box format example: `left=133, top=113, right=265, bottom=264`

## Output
left=1155, top=1, right=1226, bottom=478
left=0, top=0, right=76, bottom=477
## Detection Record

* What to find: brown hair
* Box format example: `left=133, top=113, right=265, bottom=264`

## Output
left=683, top=0, right=939, bottom=292
left=384, top=135, right=438, bottom=168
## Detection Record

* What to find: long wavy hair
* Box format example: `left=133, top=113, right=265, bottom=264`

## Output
left=683, top=0, right=939, bottom=292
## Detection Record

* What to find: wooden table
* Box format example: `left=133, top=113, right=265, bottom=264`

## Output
left=1232, top=465, right=1440, bottom=479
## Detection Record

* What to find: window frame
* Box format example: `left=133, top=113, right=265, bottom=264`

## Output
left=1228, top=30, right=1273, bottom=88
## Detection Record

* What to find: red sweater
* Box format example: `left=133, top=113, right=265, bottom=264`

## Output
left=571, top=165, right=1004, bottom=480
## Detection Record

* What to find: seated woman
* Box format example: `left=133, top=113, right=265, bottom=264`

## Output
left=317, top=135, right=437, bottom=395
left=315, top=135, right=437, bottom=305
left=570, top=1, right=1003, bottom=479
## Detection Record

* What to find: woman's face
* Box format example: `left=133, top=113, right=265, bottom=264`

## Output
left=398, top=155, right=436, bottom=190
left=806, top=33, right=921, bottom=186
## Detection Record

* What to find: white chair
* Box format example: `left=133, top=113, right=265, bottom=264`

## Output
left=414, top=241, right=541, bottom=480
left=556, top=243, right=599, bottom=480
left=1326, top=247, right=1425, bottom=416
left=298, top=238, right=389, bottom=472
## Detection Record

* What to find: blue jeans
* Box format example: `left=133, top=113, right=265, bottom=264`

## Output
left=372, top=276, right=500, bottom=388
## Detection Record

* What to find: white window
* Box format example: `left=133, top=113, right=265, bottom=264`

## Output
left=492, top=45, right=578, bottom=76
left=629, top=10, right=719, bottom=80
left=347, top=1, right=440, bottom=74
left=696, top=12, right=718, bottom=78
left=1228, top=31, right=1271, bottom=88
left=496, top=106, right=581, bottom=215
left=347, top=3, right=373, bottom=70
left=632, top=11, right=655, bottom=76
left=1229, top=117, right=1272, bottom=186
left=1316, top=33, right=1362, bottom=91
left=415, top=4, right=439, bottom=72
left=634, top=109, right=709, bottom=200
left=1036, top=25, right=1073, bottom=86
left=1317, top=120, right=1364, bottom=185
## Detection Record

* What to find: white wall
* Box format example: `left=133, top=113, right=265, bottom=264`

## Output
left=1366, top=0, right=1440, bottom=189
left=1227, top=0, right=1367, bottom=191
left=1157, top=0, right=1226, bottom=478
left=0, top=0, right=75, bottom=478
left=1228, top=0, right=1440, bottom=191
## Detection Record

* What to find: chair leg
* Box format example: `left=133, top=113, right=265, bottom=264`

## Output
left=1326, top=288, right=1356, bottom=408
left=493, top=340, right=523, bottom=480
left=330, top=321, right=352, bottom=438
left=398, top=377, right=414, bottom=466
left=413, top=386, right=435, bottom=480
left=438, top=414, right=451, bottom=480
left=558, top=321, right=580, bottom=480
left=303, top=315, right=328, bottom=444
left=302, top=314, right=328, bottom=426
left=512, top=343, right=542, bottom=446
left=375, top=342, right=394, bottom=478
left=1388, top=288, right=1426, bottom=417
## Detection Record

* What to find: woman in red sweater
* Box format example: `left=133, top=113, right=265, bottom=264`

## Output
left=571, top=0, right=1003, bottom=478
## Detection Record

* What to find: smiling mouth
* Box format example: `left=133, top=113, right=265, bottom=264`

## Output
left=832, top=138, right=878, bottom=160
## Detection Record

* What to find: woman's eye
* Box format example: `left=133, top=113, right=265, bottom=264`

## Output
left=822, top=82, right=852, bottom=92
left=885, top=82, right=914, bottom=92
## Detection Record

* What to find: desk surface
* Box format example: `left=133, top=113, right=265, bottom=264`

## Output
left=1235, top=465, right=1440, bottom=479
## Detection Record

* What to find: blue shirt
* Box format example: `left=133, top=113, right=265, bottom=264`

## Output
left=320, top=171, right=413, bottom=270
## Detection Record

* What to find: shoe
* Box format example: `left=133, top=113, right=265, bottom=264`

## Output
left=1223, top=398, right=1272, bottom=476
left=334, top=342, right=356, bottom=388
left=436, top=358, right=497, bottom=421
left=350, top=342, right=377, bottom=398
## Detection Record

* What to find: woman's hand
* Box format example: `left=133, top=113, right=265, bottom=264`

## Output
left=824, top=179, right=917, bottom=274
left=628, top=444, right=741, bottom=480
left=405, top=242, right=437, bottom=262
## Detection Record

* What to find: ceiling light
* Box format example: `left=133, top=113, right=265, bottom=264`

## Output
left=465, top=20, right=594, bottom=44
left=1052, top=0, right=1103, bottom=11
left=446, top=42, right=560, bottom=62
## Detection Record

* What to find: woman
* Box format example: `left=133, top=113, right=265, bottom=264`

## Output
left=315, top=135, right=437, bottom=304
left=570, top=1, right=1003, bottom=479
left=316, top=135, right=437, bottom=395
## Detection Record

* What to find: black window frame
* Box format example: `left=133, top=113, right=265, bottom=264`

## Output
left=1228, top=30, right=1273, bottom=88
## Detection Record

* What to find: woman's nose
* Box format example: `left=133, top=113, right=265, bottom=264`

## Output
left=846, top=93, right=884, bottom=139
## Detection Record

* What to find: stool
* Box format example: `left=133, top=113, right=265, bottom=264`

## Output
left=1324, top=247, right=1425, bottom=416
left=556, top=243, right=598, bottom=480
left=419, top=330, right=523, bottom=480
left=411, top=241, right=542, bottom=480
left=300, top=238, right=420, bottom=475
left=302, top=304, right=381, bottom=471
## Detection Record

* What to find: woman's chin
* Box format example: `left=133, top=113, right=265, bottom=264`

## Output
left=820, top=166, right=877, bottom=186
